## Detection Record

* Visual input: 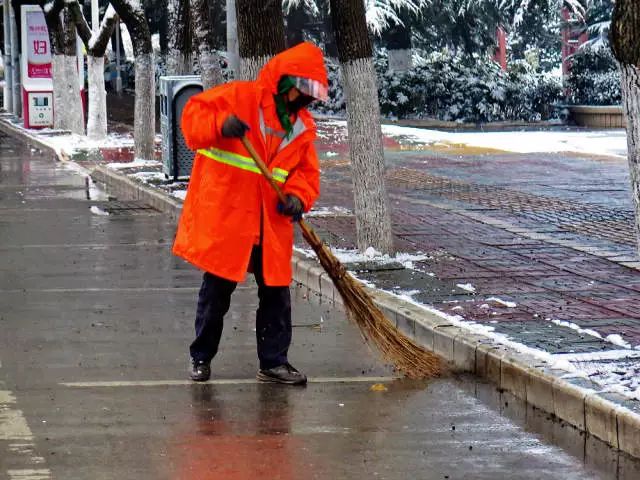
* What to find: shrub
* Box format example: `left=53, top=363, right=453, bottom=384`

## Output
left=566, top=47, right=621, bottom=105
left=314, top=51, right=564, bottom=123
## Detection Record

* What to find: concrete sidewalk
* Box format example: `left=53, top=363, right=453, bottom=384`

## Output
left=3, top=114, right=640, bottom=462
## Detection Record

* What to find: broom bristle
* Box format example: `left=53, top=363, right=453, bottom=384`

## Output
left=301, top=226, right=442, bottom=379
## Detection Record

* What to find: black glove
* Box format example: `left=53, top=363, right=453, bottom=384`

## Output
left=221, top=115, right=250, bottom=138
left=277, top=195, right=304, bottom=221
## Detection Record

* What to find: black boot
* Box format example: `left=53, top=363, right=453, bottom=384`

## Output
left=257, top=363, right=307, bottom=385
left=189, top=358, right=211, bottom=382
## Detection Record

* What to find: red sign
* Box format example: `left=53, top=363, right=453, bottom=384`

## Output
left=26, top=11, right=52, bottom=79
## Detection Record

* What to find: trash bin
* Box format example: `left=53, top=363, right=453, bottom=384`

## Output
left=159, top=75, right=203, bottom=181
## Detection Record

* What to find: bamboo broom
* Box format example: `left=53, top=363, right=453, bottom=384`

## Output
left=241, top=136, right=441, bottom=379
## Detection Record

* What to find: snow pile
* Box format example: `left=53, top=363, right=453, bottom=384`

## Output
left=90, top=206, right=109, bottom=216
left=486, top=297, right=517, bottom=308
left=305, top=206, right=353, bottom=217
left=33, top=130, right=134, bottom=159
left=456, top=283, right=476, bottom=293
left=129, top=171, right=166, bottom=183
left=106, top=159, right=160, bottom=170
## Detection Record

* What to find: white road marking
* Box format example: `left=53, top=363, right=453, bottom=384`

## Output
left=0, top=242, right=173, bottom=250
left=0, top=287, right=199, bottom=294
left=7, top=470, right=51, bottom=479
left=60, top=376, right=398, bottom=388
left=0, top=388, right=51, bottom=479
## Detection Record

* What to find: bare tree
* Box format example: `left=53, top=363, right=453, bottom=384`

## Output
left=110, top=0, right=155, bottom=160
left=236, top=0, right=286, bottom=80
left=190, top=0, right=223, bottom=88
left=67, top=1, right=118, bottom=140
left=611, top=1, right=640, bottom=253
left=330, top=0, right=394, bottom=254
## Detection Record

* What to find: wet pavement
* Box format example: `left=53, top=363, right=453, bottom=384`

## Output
left=3, top=130, right=640, bottom=479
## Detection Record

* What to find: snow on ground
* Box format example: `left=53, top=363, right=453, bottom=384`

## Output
left=296, top=244, right=640, bottom=401
left=31, top=129, right=133, bottom=158
left=381, top=124, right=628, bottom=159
left=106, top=159, right=160, bottom=170
left=171, top=190, right=187, bottom=201
left=128, top=171, right=166, bottom=183
left=319, top=119, right=627, bottom=159
left=456, top=283, right=476, bottom=293
left=305, top=206, right=353, bottom=217
left=90, top=205, right=109, bottom=216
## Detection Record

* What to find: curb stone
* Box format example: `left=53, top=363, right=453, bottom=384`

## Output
left=3, top=118, right=640, bottom=460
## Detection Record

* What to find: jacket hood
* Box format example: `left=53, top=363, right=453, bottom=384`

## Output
left=257, top=42, right=328, bottom=97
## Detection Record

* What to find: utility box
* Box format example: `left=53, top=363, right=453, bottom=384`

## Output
left=160, top=76, right=203, bottom=181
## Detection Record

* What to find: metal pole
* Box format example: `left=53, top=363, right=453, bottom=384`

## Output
left=3, top=0, right=13, bottom=112
left=114, top=20, right=122, bottom=93
left=9, top=0, right=20, bottom=117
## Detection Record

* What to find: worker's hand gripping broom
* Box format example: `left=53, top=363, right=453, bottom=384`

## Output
left=241, top=136, right=441, bottom=379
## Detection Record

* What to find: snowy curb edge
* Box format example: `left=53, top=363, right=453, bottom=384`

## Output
left=291, top=253, right=640, bottom=460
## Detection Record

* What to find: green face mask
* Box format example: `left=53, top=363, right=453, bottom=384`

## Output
left=274, top=76, right=298, bottom=138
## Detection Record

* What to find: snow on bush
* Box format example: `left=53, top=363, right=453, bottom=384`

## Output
left=566, top=46, right=621, bottom=106
left=314, top=50, right=563, bottom=123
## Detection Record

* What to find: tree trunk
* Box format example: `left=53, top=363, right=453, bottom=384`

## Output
left=110, top=0, right=156, bottom=160
left=3, top=1, right=13, bottom=112
left=166, top=0, right=192, bottom=74
left=68, top=1, right=118, bottom=140
left=619, top=65, right=640, bottom=251
left=38, top=1, right=66, bottom=127
left=330, top=0, right=394, bottom=254
left=61, top=8, right=84, bottom=134
left=226, top=0, right=239, bottom=75
left=190, top=0, right=223, bottom=89
left=9, top=0, right=20, bottom=117
left=235, top=0, right=286, bottom=80
left=611, top=0, right=640, bottom=252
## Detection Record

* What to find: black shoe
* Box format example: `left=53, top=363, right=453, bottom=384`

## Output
left=189, top=358, right=211, bottom=382
left=257, top=363, right=307, bottom=385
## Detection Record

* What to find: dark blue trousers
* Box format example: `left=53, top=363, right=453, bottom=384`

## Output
left=189, top=247, right=292, bottom=370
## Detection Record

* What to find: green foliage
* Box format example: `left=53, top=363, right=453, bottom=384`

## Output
left=314, top=51, right=564, bottom=123
left=566, top=46, right=621, bottom=105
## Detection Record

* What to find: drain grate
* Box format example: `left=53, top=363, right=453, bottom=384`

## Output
left=100, top=200, right=160, bottom=215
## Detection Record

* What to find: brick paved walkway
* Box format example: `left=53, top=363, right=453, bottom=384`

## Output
left=308, top=122, right=640, bottom=366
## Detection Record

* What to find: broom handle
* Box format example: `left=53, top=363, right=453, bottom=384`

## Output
left=241, top=136, right=288, bottom=205
left=240, top=136, right=321, bottom=246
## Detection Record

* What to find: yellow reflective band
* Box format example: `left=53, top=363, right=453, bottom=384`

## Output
left=197, top=148, right=289, bottom=183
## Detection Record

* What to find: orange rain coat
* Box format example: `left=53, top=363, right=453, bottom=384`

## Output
left=172, top=42, right=328, bottom=286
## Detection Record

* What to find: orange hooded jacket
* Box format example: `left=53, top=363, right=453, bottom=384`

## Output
left=172, top=42, right=328, bottom=286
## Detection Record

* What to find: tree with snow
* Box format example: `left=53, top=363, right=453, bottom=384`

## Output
left=611, top=1, right=640, bottom=253
left=236, top=0, right=286, bottom=80
left=67, top=1, right=118, bottom=140
left=109, top=0, right=155, bottom=160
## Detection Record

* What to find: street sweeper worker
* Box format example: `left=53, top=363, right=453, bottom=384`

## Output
left=173, top=42, right=329, bottom=386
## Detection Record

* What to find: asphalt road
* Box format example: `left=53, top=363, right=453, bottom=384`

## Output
left=1, top=131, right=637, bottom=479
